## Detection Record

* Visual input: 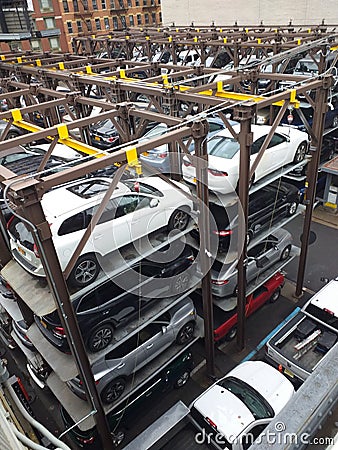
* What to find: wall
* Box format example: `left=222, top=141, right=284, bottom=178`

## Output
left=161, top=0, right=338, bottom=26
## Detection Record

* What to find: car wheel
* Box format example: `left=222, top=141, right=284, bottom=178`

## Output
left=168, top=208, right=190, bottom=231
left=280, top=245, right=292, bottom=261
left=247, top=230, right=254, bottom=245
left=332, top=115, right=338, bottom=128
left=87, top=323, right=114, bottom=353
left=101, top=378, right=126, bottom=404
left=6, top=131, right=20, bottom=140
left=225, top=326, right=237, bottom=341
left=287, top=201, right=298, bottom=216
left=68, top=254, right=100, bottom=288
left=112, top=429, right=125, bottom=447
left=174, top=370, right=190, bottom=388
left=176, top=321, right=195, bottom=344
left=270, top=287, right=281, bottom=303
left=293, top=142, right=307, bottom=163
left=172, top=273, right=190, bottom=293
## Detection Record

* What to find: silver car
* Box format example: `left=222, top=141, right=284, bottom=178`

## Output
left=211, top=228, right=293, bottom=297
left=67, top=297, right=197, bottom=403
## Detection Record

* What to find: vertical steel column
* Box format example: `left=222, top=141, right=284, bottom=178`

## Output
left=193, top=119, right=215, bottom=377
left=234, top=107, right=254, bottom=351
left=295, top=77, right=332, bottom=297
left=9, top=184, right=113, bottom=449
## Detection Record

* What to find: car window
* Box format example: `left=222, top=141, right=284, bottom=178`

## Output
left=76, top=281, right=125, bottom=313
left=0, top=153, right=29, bottom=165
left=138, top=323, right=165, bottom=344
left=8, top=218, right=34, bottom=249
left=269, top=133, right=286, bottom=147
left=208, top=122, right=224, bottom=133
left=58, top=208, right=93, bottom=235
left=67, top=180, right=111, bottom=199
left=105, top=334, right=139, bottom=359
left=247, top=239, right=276, bottom=258
left=218, top=377, right=274, bottom=419
left=97, top=199, right=117, bottom=224
left=208, top=136, right=239, bottom=159
left=115, top=195, right=150, bottom=218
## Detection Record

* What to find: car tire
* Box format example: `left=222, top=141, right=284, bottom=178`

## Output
left=174, top=370, right=190, bottom=388
left=332, top=115, right=338, bottom=128
left=87, top=323, right=114, bottom=353
left=270, top=287, right=281, bottom=303
left=112, top=429, right=125, bottom=447
left=101, top=377, right=126, bottom=404
left=68, top=254, right=100, bottom=288
left=225, top=326, right=237, bottom=341
left=172, top=273, right=190, bottom=294
left=247, top=230, right=254, bottom=245
left=293, top=142, right=307, bottom=163
left=6, top=130, right=20, bottom=140
left=287, top=201, right=298, bottom=216
left=168, top=208, right=190, bottom=231
left=176, top=321, right=195, bottom=345
left=280, top=245, right=292, bottom=261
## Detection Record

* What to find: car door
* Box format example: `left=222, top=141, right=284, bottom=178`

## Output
left=138, top=315, right=175, bottom=365
left=246, top=240, right=278, bottom=283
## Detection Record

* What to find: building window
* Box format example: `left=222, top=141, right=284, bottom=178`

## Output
left=49, top=37, right=60, bottom=50
left=44, top=17, right=55, bottom=28
left=137, top=14, right=141, bottom=25
left=111, top=0, right=115, bottom=8
left=62, top=0, right=69, bottom=12
left=73, top=0, right=79, bottom=12
left=95, top=18, right=101, bottom=30
left=31, top=39, right=42, bottom=50
left=86, top=19, right=92, bottom=31
left=118, top=0, right=124, bottom=8
left=120, top=15, right=126, bottom=28
left=152, top=12, right=156, bottom=23
left=159, top=11, right=162, bottom=22
left=144, top=13, right=149, bottom=24
left=67, top=21, right=73, bottom=33
left=39, top=0, right=53, bottom=11
left=76, top=20, right=83, bottom=32
left=127, top=0, right=132, bottom=6
left=92, top=0, right=98, bottom=9
left=104, top=17, right=110, bottom=29
left=101, top=0, right=107, bottom=8
left=83, top=0, right=88, bottom=8
left=135, top=0, right=139, bottom=5
left=129, top=15, right=134, bottom=26
left=112, top=16, right=118, bottom=29
left=143, top=0, right=147, bottom=5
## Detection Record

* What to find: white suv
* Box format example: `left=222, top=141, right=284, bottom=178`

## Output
left=7, top=176, right=194, bottom=288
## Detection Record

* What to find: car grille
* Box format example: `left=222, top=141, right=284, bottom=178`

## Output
left=12, top=249, right=37, bottom=272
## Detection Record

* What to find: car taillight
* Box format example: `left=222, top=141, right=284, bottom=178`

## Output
left=211, top=279, right=229, bottom=286
left=33, top=243, right=40, bottom=258
left=187, top=254, right=195, bottom=261
left=183, top=159, right=192, bottom=167
left=6, top=215, right=15, bottom=230
left=206, top=417, right=217, bottom=430
left=53, top=326, right=66, bottom=338
left=108, top=136, right=118, bottom=143
left=324, top=308, right=334, bottom=316
left=208, top=168, right=228, bottom=177
left=158, top=152, right=168, bottom=158
left=78, top=436, right=95, bottom=445
left=212, top=229, right=232, bottom=236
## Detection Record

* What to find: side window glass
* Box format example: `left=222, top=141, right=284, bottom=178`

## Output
left=98, top=200, right=117, bottom=224
left=58, top=212, right=85, bottom=235
left=77, top=293, right=99, bottom=312
left=250, top=136, right=265, bottom=155
left=268, top=133, right=286, bottom=148
left=115, top=195, right=139, bottom=218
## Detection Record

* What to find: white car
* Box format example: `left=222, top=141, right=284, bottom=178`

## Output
left=26, top=143, right=83, bottom=161
left=182, top=124, right=309, bottom=194
left=190, top=361, right=295, bottom=449
left=7, top=177, right=194, bottom=288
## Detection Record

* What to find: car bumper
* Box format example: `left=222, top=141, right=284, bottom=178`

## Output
left=34, top=316, right=70, bottom=353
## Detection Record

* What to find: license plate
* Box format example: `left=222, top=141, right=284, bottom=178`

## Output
left=94, top=136, right=101, bottom=141
left=40, top=320, right=47, bottom=329
left=17, top=245, right=26, bottom=256
left=284, top=368, right=294, bottom=378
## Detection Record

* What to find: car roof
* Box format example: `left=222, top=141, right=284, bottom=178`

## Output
left=309, top=279, right=338, bottom=317
left=41, top=177, right=131, bottom=218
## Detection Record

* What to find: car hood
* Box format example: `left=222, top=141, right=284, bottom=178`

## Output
left=193, top=384, right=255, bottom=442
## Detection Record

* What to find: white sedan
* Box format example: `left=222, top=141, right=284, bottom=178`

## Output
left=182, top=124, right=309, bottom=194
left=190, top=360, right=295, bottom=449
left=7, top=176, right=194, bottom=288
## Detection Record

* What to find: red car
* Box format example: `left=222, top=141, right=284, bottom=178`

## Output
left=213, top=272, right=285, bottom=342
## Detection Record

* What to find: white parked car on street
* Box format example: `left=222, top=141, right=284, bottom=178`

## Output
left=190, top=360, right=295, bottom=449
left=182, top=124, right=309, bottom=194
left=7, top=177, right=194, bottom=288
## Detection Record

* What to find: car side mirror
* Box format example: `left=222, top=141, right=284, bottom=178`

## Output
left=162, top=326, right=167, bottom=334
left=150, top=198, right=159, bottom=208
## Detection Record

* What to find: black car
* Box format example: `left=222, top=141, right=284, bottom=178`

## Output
left=34, top=246, right=196, bottom=354
left=192, top=181, right=300, bottom=251
left=60, top=350, right=194, bottom=448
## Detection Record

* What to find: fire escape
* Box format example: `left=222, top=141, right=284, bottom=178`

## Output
left=0, top=0, right=32, bottom=40
left=73, top=0, right=93, bottom=32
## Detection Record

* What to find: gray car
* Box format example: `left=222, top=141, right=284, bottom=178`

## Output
left=211, top=228, right=293, bottom=297
left=67, top=296, right=197, bottom=403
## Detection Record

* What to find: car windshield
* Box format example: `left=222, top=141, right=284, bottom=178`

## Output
left=208, top=136, right=239, bottom=159
left=142, top=124, right=168, bottom=140
left=218, top=377, right=274, bottom=419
